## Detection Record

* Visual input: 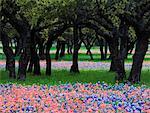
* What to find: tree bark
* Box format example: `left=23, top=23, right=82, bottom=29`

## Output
left=55, top=41, right=61, bottom=60
left=97, top=35, right=105, bottom=60
left=108, top=36, right=126, bottom=81
left=119, top=20, right=129, bottom=78
left=18, top=48, right=30, bottom=81
left=33, top=49, right=41, bottom=75
left=1, top=32, right=16, bottom=79
left=27, top=58, right=34, bottom=73
left=46, top=39, right=52, bottom=75
left=99, top=40, right=105, bottom=60
left=60, top=42, right=66, bottom=58
left=70, top=25, right=81, bottom=73
left=39, top=39, right=46, bottom=60
left=5, top=58, right=9, bottom=71
left=86, top=49, right=94, bottom=60
left=110, top=58, right=116, bottom=72
left=128, top=36, right=148, bottom=83
left=82, top=40, right=94, bottom=60
left=104, top=41, right=108, bottom=60
left=17, top=31, right=31, bottom=81
left=27, top=30, right=41, bottom=76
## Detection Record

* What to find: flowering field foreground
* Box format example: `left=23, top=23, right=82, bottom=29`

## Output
left=0, top=83, right=150, bottom=113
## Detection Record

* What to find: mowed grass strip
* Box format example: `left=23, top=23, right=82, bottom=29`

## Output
left=0, top=70, right=149, bottom=86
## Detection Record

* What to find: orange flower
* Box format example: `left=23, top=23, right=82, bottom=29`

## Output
left=100, top=103, right=106, bottom=109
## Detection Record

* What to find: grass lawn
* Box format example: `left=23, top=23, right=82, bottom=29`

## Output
left=0, top=70, right=149, bottom=86
left=51, top=53, right=150, bottom=62
left=0, top=53, right=150, bottom=62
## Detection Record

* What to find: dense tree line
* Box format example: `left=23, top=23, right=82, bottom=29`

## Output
left=0, top=0, right=150, bottom=83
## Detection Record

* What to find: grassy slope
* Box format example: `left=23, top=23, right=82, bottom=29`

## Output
left=0, top=70, right=149, bottom=86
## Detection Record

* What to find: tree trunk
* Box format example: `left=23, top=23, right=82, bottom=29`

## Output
left=1, top=32, right=16, bottom=79
left=46, top=39, right=52, bottom=75
left=83, top=40, right=94, bottom=60
left=119, top=21, right=129, bottom=78
left=87, top=49, right=94, bottom=60
left=27, top=31, right=41, bottom=76
left=55, top=41, right=61, bottom=60
left=18, top=48, right=30, bottom=81
left=98, top=37, right=105, bottom=60
left=33, top=49, right=41, bottom=75
left=18, top=31, right=31, bottom=81
left=67, top=40, right=73, bottom=54
left=110, top=58, right=116, bottom=72
left=27, top=47, right=34, bottom=73
left=108, top=37, right=126, bottom=81
left=70, top=25, right=81, bottom=73
left=128, top=36, right=148, bottom=83
left=27, top=58, right=34, bottom=73
left=104, top=41, right=108, bottom=60
left=5, top=58, right=9, bottom=71
left=60, top=42, right=66, bottom=58
left=100, top=43, right=105, bottom=60
left=39, top=40, right=46, bottom=60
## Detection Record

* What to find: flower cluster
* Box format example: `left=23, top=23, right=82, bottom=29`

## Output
left=0, top=82, right=149, bottom=113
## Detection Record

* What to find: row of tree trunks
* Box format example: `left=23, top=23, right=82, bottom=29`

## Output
left=1, top=32, right=16, bottom=79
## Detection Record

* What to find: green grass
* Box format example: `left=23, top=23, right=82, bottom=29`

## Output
left=52, top=53, right=150, bottom=62
left=0, top=46, right=150, bottom=62
left=0, top=70, right=150, bottom=86
left=0, top=53, right=150, bottom=62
